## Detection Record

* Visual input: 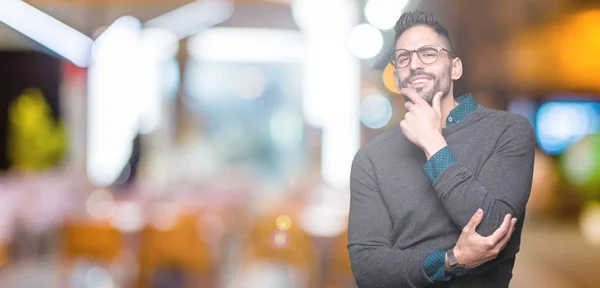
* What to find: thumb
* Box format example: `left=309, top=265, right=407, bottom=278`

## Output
left=464, top=209, right=483, bottom=233
left=432, top=92, right=443, bottom=116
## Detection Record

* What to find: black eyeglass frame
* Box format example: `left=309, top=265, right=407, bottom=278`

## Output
left=389, top=45, right=455, bottom=68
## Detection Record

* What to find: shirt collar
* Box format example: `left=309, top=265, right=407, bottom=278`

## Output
left=446, top=93, right=477, bottom=126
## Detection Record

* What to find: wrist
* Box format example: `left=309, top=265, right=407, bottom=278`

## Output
left=445, top=252, right=450, bottom=273
left=446, top=246, right=469, bottom=276
left=452, top=246, right=463, bottom=265
left=422, top=133, right=447, bottom=159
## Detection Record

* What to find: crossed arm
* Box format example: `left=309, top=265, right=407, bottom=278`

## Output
left=347, top=118, right=536, bottom=287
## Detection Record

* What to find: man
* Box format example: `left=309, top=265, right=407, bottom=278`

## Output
left=347, top=10, right=535, bottom=288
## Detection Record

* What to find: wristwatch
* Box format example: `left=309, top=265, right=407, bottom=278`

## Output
left=447, top=248, right=469, bottom=276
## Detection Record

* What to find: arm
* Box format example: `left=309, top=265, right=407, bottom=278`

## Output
left=429, top=117, right=535, bottom=237
left=399, top=87, right=534, bottom=236
left=399, top=88, right=532, bottom=279
left=347, top=150, right=434, bottom=288
left=421, top=118, right=533, bottom=277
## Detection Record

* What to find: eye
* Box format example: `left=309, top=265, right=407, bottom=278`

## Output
left=397, top=54, right=409, bottom=61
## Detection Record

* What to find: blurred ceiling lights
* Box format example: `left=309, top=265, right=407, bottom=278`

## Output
left=87, top=16, right=144, bottom=187
left=291, top=0, right=361, bottom=188
left=0, top=0, right=93, bottom=67
left=188, top=27, right=304, bottom=62
left=145, top=0, right=233, bottom=40
left=0, top=0, right=233, bottom=67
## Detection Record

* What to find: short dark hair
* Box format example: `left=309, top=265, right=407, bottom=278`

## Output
left=394, top=10, right=453, bottom=53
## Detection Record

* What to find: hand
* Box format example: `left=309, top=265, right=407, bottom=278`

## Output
left=451, top=209, right=517, bottom=270
left=399, top=88, right=446, bottom=158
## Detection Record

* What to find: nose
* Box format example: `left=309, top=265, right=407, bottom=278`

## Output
left=408, top=50, right=423, bottom=71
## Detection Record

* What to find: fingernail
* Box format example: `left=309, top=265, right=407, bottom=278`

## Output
left=477, top=209, right=482, bottom=216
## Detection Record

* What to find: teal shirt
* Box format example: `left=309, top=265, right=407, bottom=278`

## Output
left=422, top=93, right=478, bottom=282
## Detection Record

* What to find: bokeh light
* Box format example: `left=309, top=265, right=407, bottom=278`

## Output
left=360, top=94, right=393, bottom=129
left=348, top=24, right=383, bottom=59
left=382, top=63, right=400, bottom=94
left=579, top=201, right=600, bottom=248
left=536, top=102, right=600, bottom=155
left=365, top=0, right=408, bottom=30
left=275, top=215, right=292, bottom=231
left=84, top=266, right=114, bottom=288
left=298, top=184, right=349, bottom=237
left=85, top=189, right=115, bottom=220
left=561, top=134, right=600, bottom=199
left=109, top=201, right=144, bottom=233
left=271, top=230, right=290, bottom=249
left=149, top=202, right=180, bottom=231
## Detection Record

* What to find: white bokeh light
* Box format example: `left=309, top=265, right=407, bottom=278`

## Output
left=87, top=16, right=142, bottom=186
left=360, top=94, right=393, bottom=129
left=365, top=0, right=409, bottom=30
left=85, top=189, right=115, bottom=220
left=84, top=266, right=114, bottom=288
left=298, top=184, right=350, bottom=237
left=109, top=201, right=144, bottom=233
left=348, top=24, right=383, bottom=59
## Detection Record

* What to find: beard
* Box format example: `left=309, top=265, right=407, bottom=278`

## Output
left=400, top=68, right=452, bottom=105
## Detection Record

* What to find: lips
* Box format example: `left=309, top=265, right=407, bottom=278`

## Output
left=401, top=72, right=436, bottom=89
left=409, top=76, right=433, bottom=85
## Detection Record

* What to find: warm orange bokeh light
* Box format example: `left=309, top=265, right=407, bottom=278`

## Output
left=555, top=10, right=600, bottom=91
left=382, top=63, right=400, bottom=94
left=508, top=9, right=600, bottom=92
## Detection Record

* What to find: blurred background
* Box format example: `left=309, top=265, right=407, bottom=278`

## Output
left=0, top=0, right=599, bottom=287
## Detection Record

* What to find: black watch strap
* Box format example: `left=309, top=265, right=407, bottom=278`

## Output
left=447, top=249, right=459, bottom=266
left=447, top=249, right=469, bottom=276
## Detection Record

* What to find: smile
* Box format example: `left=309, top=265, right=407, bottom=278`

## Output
left=409, top=77, right=433, bottom=84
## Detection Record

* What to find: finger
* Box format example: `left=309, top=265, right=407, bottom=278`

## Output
left=489, top=214, right=512, bottom=244
left=400, top=88, right=426, bottom=106
left=399, top=120, right=408, bottom=132
left=432, top=92, right=443, bottom=115
left=498, top=218, right=517, bottom=251
left=405, top=101, right=413, bottom=111
left=464, top=208, right=484, bottom=233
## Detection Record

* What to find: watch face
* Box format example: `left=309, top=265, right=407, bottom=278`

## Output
left=451, top=265, right=468, bottom=276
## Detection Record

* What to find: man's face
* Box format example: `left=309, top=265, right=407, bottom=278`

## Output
left=393, top=25, right=454, bottom=105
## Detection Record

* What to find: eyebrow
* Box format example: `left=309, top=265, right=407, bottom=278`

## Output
left=394, top=44, right=446, bottom=51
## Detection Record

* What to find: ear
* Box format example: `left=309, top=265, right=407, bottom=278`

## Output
left=451, top=57, right=463, bottom=80
left=393, top=69, right=401, bottom=92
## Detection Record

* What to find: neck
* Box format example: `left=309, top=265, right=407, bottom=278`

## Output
left=440, top=91, right=458, bottom=128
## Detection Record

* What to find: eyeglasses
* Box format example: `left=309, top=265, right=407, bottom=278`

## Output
left=390, top=45, right=454, bottom=68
